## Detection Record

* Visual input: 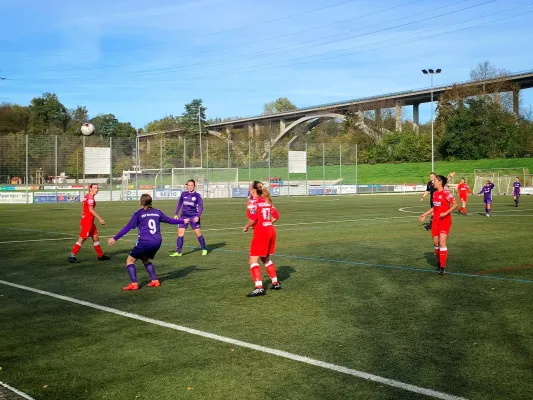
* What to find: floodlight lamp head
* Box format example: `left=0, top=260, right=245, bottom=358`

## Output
left=422, top=69, right=428, bottom=74
left=428, top=69, right=434, bottom=74
left=436, top=68, right=442, bottom=73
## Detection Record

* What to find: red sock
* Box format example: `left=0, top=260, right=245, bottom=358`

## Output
left=439, top=247, right=448, bottom=269
left=71, top=242, right=81, bottom=255
left=250, top=264, right=262, bottom=288
left=434, top=246, right=440, bottom=258
left=93, top=241, right=104, bottom=257
left=265, top=261, right=278, bottom=284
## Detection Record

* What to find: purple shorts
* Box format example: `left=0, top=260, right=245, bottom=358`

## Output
left=514, top=191, right=520, bottom=197
left=178, top=216, right=201, bottom=230
left=484, top=199, right=492, bottom=205
left=130, top=243, right=161, bottom=260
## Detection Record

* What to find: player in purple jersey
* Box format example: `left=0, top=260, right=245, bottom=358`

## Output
left=478, top=180, right=495, bottom=217
left=169, top=179, right=208, bottom=257
left=513, top=177, right=521, bottom=207
left=108, top=194, right=189, bottom=291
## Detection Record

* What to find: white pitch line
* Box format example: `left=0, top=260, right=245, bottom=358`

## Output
left=0, top=237, right=75, bottom=244
left=0, top=279, right=467, bottom=400
left=0, top=380, right=36, bottom=400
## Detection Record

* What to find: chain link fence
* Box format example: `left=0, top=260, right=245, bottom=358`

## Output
left=1, top=134, right=530, bottom=203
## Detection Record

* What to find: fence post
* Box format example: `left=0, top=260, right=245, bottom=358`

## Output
left=206, top=139, right=209, bottom=170
left=248, top=140, right=251, bottom=187
left=287, top=142, right=290, bottom=197
left=25, top=134, right=29, bottom=203
left=83, top=136, right=86, bottom=185
left=55, top=135, right=58, bottom=202
left=322, top=143, right=325, bottom=196
left=305, top=142, right=308, bottom=196
left=355, top=143, right=358, bottom=195
left=268, top=139, right=271, bottom=186
left=227, top=140, right=231, bottom=199
left=110, top=137, right=113, bottom=201
left=184, top=138, right=186, bottom=169
left=339, top=143, right=342, bottom=196
left=160, top=134, right=163, bottom=188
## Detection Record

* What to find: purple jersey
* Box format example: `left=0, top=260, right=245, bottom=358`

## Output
left=114, top=208, right=183, bottom=245
left=479, top=183, right=495, bottom=203
left=175, top=191, right=203, bottom=218
left=514, top=181, right=521, bottom=194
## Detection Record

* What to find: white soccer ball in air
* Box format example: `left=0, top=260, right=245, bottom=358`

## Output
left=81, top=123, right=95, bottom=136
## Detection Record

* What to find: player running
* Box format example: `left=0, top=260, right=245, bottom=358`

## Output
left=243, top=181, right=280, bottom=297
left=419, top=175, right=458, bottom=275
left=68, top=183, right=110, bottom=263
left=513, top=177, right=521, bottom=207
left=169, top=179, right=208, bottom=257
left=108, top=194, right=189, bottom=291
left=478, top=180, right=495, bottom=217
left=457, top=177, right=471, bottom=215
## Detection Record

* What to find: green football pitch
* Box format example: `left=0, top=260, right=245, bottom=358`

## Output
left=1, top=195, right=533, bottom=400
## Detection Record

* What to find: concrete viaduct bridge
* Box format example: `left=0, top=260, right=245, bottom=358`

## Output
left=206, top=69, right=533, bottom=148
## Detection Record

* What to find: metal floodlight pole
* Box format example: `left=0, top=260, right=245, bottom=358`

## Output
left=422, top=68, right=441, bottom=172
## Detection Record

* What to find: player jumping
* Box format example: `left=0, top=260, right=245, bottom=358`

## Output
left=243, top=181, right=280, bottom=297
left=457, top=177, right=471, bottom=215
left=513, top=177, right=521, bottom=207
left=68, top=183, right=110, bottom=263
left=169, top=179, right=208, bottom=257
left=478, top=180, right=495, bottom=217
left=108, top=194, right=189, bottom=291
left=419, top=175, right=458, bottom=275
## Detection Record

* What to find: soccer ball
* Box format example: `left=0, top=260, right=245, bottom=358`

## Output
left=81, top=123, right=95, bottom=136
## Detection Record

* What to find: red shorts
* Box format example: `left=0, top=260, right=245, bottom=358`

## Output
left=250, top=228, right=276, bottom=257
left=80, top=221, right=98, bottom=239
left=459, top=195, right=468, bottom=203
left=432, top=216, right=452, bottom=236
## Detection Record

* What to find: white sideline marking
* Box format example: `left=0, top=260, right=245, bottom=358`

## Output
left=0, top=237, right=75, bottom=244
left=0, top=279, right=467, bottom=400
left=0, top=380, right=36, bottom=400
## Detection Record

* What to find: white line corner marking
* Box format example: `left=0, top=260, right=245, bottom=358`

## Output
left=0, top=279, right=467, bottom=400
left=0, top=380, right=36, bottom=400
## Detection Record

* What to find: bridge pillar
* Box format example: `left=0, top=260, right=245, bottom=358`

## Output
left=247, top=124, right=253, bottom=139
left=395, top=103, right=402, bottom=132
left=513, top=88, right=520, bottom=117
left=254, top=123, right=260, bottom=137
left=494, top=92, right=500, bottom=105
left=375, top=108, right=382, bottom=122
left=279, top=119, right=286, bottom=135
left=413, top=103, right=420, bottom=132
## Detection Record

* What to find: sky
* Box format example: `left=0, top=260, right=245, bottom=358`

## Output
left=1, top=0, right=532, bottom=128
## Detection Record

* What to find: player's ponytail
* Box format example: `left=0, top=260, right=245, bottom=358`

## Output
left=140, top=193, right=153, bottom=210
left=262, top=186, right=273, bottom=205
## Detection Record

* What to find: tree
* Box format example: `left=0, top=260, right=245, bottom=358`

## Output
left=0, top=103, right=30, bottom=135
left=145, top=115, right=182, bottom=132
left=28, top=93, right=70, bottom=134
left=470, top=61, right=509, bottom=81
left=181, top=99, right=206, bottom=138
left=66, top=105, right=89, bottom=135
left=90, top=113, right=119, bottom=137
left=263, top=97, right=297, bottom=115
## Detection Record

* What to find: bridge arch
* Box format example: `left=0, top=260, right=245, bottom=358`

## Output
left=271, top=113, right=345, bottom=147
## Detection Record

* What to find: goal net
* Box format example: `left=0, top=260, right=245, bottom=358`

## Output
left=473, top=168, right=528, bottom=195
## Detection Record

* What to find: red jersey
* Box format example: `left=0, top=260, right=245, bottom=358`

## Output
left=432, top=190, right=456, bottom=219
left=82, top=193, right=96, bottom=222
left=246, top=196, right=279, bottom=230
left=457, top=183, right=471, bottom=197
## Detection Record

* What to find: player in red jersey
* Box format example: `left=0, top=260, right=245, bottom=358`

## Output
left=68, top=183, right=110, bottom=263
left=456, top=177, right=471, bottom=215
left=419, top=175, right=458, bottom=275
left=242, top=181, right=280, bottom=297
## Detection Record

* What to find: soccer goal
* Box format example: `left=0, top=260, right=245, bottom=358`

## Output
left=473, top=168, right=528, bottom=195
left=171, top=168, right=239, bottom=197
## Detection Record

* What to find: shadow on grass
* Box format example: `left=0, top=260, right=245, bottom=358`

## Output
left=277, top=265, right=296, bottom=282
left=157, top=266, right=212, bottom=284
left=170, top=241, right=227, bottom=256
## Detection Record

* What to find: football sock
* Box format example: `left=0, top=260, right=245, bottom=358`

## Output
left=487, top=208, right=491, bottom=215
left=434, top=246, right=440, bottom=258
left=250, top=263, right=262, bottom=288
left=144, top=263, right=157, bottom=281
left=197, top=235, right=206, bottom=249
left=439, top=247, right=448, bottom=269
left=126, top=264, right=137, bottom=283
left=71, top=242, right=81, bottom=256
left=264, top=261, right=278, bottom=284
left=177, top=237, right=184, bottom=253
left=93, top=241, right=104, bottom=257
